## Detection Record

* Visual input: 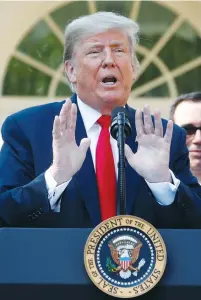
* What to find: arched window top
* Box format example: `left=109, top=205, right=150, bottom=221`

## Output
left=2, top=1, right=201, bottom=99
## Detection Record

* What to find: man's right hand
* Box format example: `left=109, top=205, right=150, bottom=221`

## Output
left=49, top=98, right=91, bottom=185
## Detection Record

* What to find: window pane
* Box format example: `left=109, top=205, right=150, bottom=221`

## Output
left=96, top=1, right=133, bottom=17
left=3, top=57, right=51, bottom=96
left=51, top=1, right=89, bottom=31
left=56, top=82, right=72, bottom=97
left=138, top=1, right=176, bottom=49
left=159, top=22, right=201, bottom=70
left=18, top=20, right=63, bottom=70
left=139, top=84, right=169, bottom=97
left=175, top=66, right=201, bottom=94
left=133, top=62, right=162, bottom=91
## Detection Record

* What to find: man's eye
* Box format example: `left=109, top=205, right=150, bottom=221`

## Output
left=182, top=126, right=197, bottom=136
left=114, top=48, right=124, bottom=52
left=186, top=128, right=197, bottom=136
left=88, top=50, right=100, bottom=54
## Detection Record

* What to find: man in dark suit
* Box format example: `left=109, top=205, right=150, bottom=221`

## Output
left=170, top=92, right=201, bottom=184
left=0, top=12, right=201, bottom=229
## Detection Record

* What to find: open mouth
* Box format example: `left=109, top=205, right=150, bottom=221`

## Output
left=102, top=76, right=117, bottom=85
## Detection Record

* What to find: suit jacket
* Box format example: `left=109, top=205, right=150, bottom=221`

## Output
left=0, top=94, right=201, bottom=229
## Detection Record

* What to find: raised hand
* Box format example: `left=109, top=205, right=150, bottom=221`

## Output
left=125, top=105, right=173, bottom=183
left=49, top=98, right=91, bottom=185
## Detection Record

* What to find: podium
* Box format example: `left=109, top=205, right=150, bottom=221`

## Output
left=0, top=228, right=201, bottom=300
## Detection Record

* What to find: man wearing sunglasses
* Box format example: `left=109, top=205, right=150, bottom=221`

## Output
left=170, top=92, right=201, bottom=183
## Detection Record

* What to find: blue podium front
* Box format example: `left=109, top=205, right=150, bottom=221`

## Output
left=0, top=228, right=201, bottom=299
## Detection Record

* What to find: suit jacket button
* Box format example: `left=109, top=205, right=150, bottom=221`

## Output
left=32, top=213, right=38, bottom=220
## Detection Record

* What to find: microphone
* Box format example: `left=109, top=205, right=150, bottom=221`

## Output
left=110, top=107, right=132, bottom=140
left=110, top=107, right=132, bottom=216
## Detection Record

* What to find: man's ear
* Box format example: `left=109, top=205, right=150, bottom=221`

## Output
left=64, top=60, right=77, bottom=84
left=132, top=56, right=139, bottom=83
left=131, top=66, right=137, bottom=84
left=132, top=66, right=137, bottom=83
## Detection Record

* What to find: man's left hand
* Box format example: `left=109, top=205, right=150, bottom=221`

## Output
left=125, top=105, right=173, bottom=183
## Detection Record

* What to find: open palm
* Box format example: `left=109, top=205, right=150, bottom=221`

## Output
left=50, top=99, right=90, bottom=185
left=125, top=106, right=173, bottom=183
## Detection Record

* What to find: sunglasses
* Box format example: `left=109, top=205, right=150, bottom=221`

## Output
left=181, top=124, right=201, bottom=136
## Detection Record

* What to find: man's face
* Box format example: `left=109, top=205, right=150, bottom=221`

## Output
left=174, top=101, right=201, bottom=173
left=65, top=30, right=136, bottom=115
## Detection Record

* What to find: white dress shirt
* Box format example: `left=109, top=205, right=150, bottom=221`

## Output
left=45, top=97, right=180, bottom=212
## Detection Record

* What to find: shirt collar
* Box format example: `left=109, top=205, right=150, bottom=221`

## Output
left=77, top=96, right=101, bottom=132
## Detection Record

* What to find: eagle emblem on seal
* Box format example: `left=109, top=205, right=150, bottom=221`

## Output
left=107, top=235, right=146, bottom=279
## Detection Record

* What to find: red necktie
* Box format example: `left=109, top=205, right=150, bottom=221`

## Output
left=96, top=116, right=116, bottom=221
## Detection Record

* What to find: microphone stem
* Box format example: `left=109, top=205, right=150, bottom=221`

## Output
left=117, top=123, right=126, bottom=215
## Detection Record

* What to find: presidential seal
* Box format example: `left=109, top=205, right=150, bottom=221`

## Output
left=84, top=216, right=166, bottom=298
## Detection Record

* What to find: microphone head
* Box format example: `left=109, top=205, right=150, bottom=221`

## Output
left=111, top=107, right=128, bottom=121
left=110, top=107, right=132, bottom=140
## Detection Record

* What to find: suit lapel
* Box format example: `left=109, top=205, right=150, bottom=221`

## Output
left=72, top=95, right=101, bottom=225
left=124, top=105, right=143, bottom=215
